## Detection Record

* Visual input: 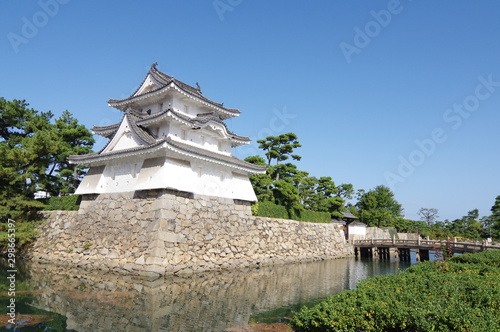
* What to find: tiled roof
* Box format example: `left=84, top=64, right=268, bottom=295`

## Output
left=192, top=112, right=250, bottom=142
left=164, top=138, right=266, bottom=173
left=108, top=63, right=240, bottom=119
left=126, top=113, right=157, bottom=145
left=92, top=123, right=120, bottom=133
left=131, top=108, right=250, bottom=144
left=68, top=137, right=266, bottom=174
left=68, top=139, right=166, bottom=164
left=341, top=211, right=359, bottom=219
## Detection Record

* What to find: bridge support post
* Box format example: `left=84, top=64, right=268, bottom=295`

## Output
left=377, top=247, right=390, bottom=260
left=390, top=247, right=398, bottom=259
left=398, top=248, right=411, bottom=261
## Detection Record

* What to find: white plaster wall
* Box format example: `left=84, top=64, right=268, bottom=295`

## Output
left=204, top=134, right=219, bottom=152
left=143, top=103, right=161, bottom=115
left=158, top=123, right=170, bottom=139
left=96, top=162, right=143, bottom=193
left=167, top=122, right=183, bottom=139
left=230, top=172, right=258, bottom=201
left=102, top=118, right=138, bottom=153
left=172, top=97, right=197, bottom=117
left=77, top=161, right=254, bottom=200
left=160, top=158, right=196, bottom=193
left=349, top=225, right=366, bottom=236
left=161, top=96, right=173, bottom=110
left=112, top=132, right=136, bottom=151
left=134, top=75, right=155, bottom=95
left=219, top=141, right=230, bottom=154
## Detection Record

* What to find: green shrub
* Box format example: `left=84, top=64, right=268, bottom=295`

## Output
left=43, top=195, right=81, bottom=211
left=291, top=250, right=500, bottom=331
left=254, top=201, right=289, bottom=219
left=253, top=201, right=331, bottom=223
left=295, top=209, right=331, bottom=223
left=450, top=249, right=500, bottom=267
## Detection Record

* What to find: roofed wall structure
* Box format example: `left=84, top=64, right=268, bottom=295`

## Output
left=69, top=63, right=266, bottom=201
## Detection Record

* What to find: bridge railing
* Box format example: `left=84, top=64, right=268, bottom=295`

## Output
left=352, top=239, right=500, bottom=253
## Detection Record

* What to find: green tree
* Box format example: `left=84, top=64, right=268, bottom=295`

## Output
left=299, top=176, right=320, bottom=208
left=448, top=209, right=484, bottom=240
left=245, top=156, right=273, bottom=202
left=429, top=220, right=453, bottom=239
left=0, top=98, right=54, bottom=220
left=313, top=177, right=345, bottom=218
left=272, top=180, right=302, bottom=210
left=0, top=98, right=94, bottom=221
left=393, top=218, right=430, bottom=237
left=335, top=183, right=355, bottom=200
left=490, top=195, right=500, bottom=240
left=257, top=133, right=301, bottom=180
left=50, top=110, right=94, bottom=194
left=356, top=185, right=403, bottom=227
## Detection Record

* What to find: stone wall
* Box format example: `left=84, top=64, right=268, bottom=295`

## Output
left=30, top=189, right=353, bottom=277
left=365, top=227, right=420, bottom=240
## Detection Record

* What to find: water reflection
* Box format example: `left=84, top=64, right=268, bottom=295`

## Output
left=1, top=257, right=412, bottom=331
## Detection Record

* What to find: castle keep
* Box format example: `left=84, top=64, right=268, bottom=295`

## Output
left=69, top=63, right=266, bottom=201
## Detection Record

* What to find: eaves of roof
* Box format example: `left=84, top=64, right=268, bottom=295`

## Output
left=107, top=63, right=240, bottom=119
left=68, top=137, right=266, bottom=174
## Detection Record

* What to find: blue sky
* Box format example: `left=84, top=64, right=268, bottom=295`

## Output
left=1, top=1, right=499, bottom=221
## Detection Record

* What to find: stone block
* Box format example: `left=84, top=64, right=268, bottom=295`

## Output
left=156, top=209, right=177, bottom=220
left=150, top=246, right=166, bottom=258
left=146, top=256, right=163, bottom=265
left=135, top=255, right=145, bottom=265
left=145, top=222, right=160, bottom=233
left=158, top=231, right=178, bottom=243
left=144, top=264, right=166, bottom=276
left=123, top=201, right=137, bottom=210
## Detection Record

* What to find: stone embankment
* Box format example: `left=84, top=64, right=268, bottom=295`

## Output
left=30, top=189, right=353, bottom=276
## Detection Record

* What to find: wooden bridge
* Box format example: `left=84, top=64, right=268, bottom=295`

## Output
left=352, top=238, right=500, bottom=261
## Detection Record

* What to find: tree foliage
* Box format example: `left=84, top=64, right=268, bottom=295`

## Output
left=0, top=98, right=94, bottom=221
left=355, top=185, right=403, bottom=227
left=448, top=209, right=484, bottom=241
left=257, top=133, right=302, bottom=166
left=491, top=195, right=500, bottom=239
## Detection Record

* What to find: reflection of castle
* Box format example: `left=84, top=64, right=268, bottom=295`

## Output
left=27, top=259, right=357, bottom=331
left=69, top=63, right=265, bottom=201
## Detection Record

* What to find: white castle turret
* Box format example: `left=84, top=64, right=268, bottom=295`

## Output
left=69, top=63, right=266, bottom=201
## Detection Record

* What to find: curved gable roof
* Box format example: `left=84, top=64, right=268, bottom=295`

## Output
left=108, top=63, right=240, bottom=119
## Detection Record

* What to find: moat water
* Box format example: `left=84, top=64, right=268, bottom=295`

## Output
left=0, top=254, right=421, bottom=331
